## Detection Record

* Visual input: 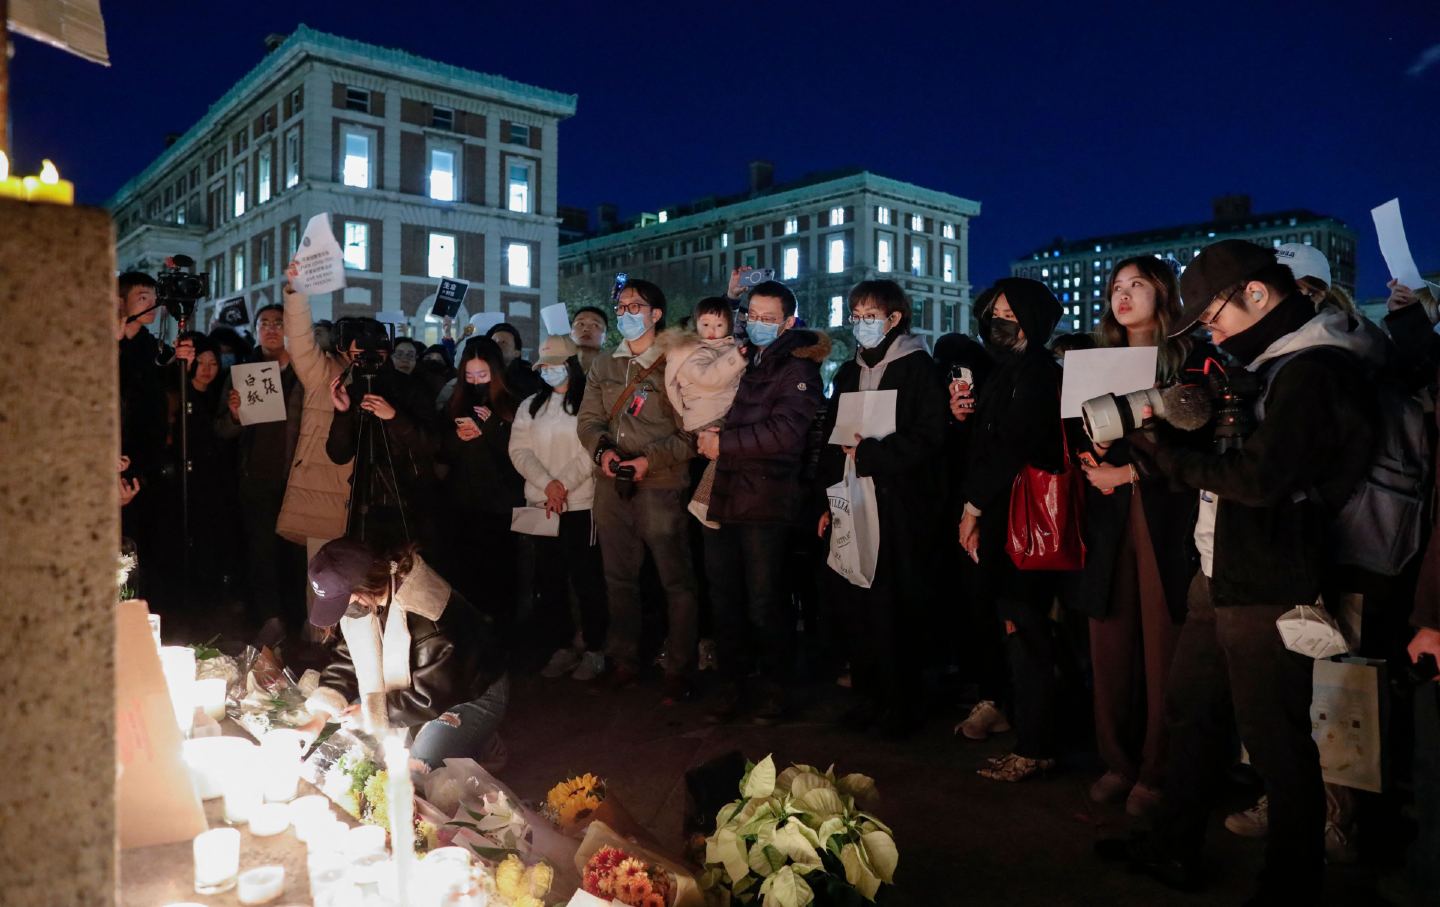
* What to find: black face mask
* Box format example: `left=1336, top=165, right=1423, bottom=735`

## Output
left=988, top=318, right=1023, bottom=351
left=465, top=381, right=491, bottom=405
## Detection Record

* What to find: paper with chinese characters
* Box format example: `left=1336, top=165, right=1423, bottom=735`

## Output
left=231, top=361, right=287, bottom=426
left=291, top=212, right=348, bottom=295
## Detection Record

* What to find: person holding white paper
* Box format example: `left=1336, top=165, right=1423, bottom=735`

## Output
left=508, top=335, right=608, bottom=681
left=816, top=279, right=947, bottom=739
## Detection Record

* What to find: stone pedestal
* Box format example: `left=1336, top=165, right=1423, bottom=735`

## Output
left=0, top=198, right=118, bottom=904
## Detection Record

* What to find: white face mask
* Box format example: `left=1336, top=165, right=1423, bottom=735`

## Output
left=539, top=365, right=568, bottom=388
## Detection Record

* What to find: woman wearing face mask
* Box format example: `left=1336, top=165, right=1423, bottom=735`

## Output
left=816, top=279, right=948, bottom=739
left=437, top=337, right=524, bottom=623
left=508, top=336, right=608, bottom=681
left=1071, top=257, right=1215, bottom=813
left=957, top=278, right=1066, bottom=782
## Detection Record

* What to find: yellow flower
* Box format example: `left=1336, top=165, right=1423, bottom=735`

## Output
left=495, top=854, right=526, bottom=900
left=559, top=793, right=602, bottom=829
left=525, top=860, right=555, bottom=897
left=547, top=773, right=605, bottom=813
left=512, top=897, right=544, bottom=907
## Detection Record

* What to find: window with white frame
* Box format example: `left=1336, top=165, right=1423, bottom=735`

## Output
left=428, top=232, right=457, bottom=279
left=827, top=236, right=846, bottom=274
left=431, top=106, right=455, bottom=131
left=259, top=234, right=273, bottom=281
left=721, top=233, right=729, bottom=248
left=876, top=206, right=891, bottom=225
left=232, top=162, right=247, bottom=217
left=257, top=146, right=272, bottom=204
left=943, top=222, right=956, bottom=239
left=233, top=249, right=246, bottom=292
left=876, top=233, right=894, bottom=273
left=507, top=161, right=532, bottom=213
left=830, top=206, right=845, bottom=225
left=342, top=129, right=372, bottom=188
left=175, top=204, right=186, bottom=225
left=506, top=242, right=533, bottom=286
left=942, top=249, right=956, bottom=283
left=910, top=242, right=926, bottom=276
left=829, top=295, right=845, bottom=328
left=429, top=147, right=456, bottom=201
left=345, top=87, right=370, bottom=113
left=284, top=128, right=301, bottom=188
left=510, top=123, right=531, bottom=145
left=782, top=244, right=800, bottom=280
left=343, top=222, right=369, bottom=271
left=910, top=213, right=925, bottom=232
left=283, top=222, right=298, bottom=259
left=784, top=216, right=798, bottom=236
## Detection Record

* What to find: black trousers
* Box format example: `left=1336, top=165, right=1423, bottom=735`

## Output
left=534, top=509, right=608, bottom=652
left=702, top=522, right=793, bottom=686
left=1158, top=574, right=1324, bottom=898
left=999, top=595, right=1061, bottom=760
left=238, top=479, right=305, bottom=629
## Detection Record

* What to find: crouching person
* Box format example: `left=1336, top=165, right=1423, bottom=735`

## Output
left=297, top=539, right=509, bottom=769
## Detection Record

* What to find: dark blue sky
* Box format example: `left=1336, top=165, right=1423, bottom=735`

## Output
left=11, top=0, right=1438, bottom=298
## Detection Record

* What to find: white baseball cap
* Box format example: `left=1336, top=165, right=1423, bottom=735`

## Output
left=1275, top=242, right=1331, bottom=288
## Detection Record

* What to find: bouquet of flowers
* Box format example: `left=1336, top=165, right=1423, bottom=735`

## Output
left=492, top=853, right=555, bottom=907
left=544, top=773, right=608, bottom=832
left=584, top=845, right=677, bottom=907
left=446, top=787, right=534, bottom=861
left=312, top=745, right=440, bottom=854
left=699, top=756, right=897, bottom=907
left=232, top=646, right=311, bottom=738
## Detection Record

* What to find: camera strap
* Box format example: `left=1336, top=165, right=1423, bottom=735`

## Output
left=608, top=355, right=667, bottom=423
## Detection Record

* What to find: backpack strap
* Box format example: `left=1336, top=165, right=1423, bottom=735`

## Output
left=608, top=354, right=667, bottom=423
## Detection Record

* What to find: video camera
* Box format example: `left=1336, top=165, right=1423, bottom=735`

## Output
left=155, top=255, right=209, bottom=320
left=1080, top=359, right=1259, bottom=453
left=335, top=317, right=394, bottom=384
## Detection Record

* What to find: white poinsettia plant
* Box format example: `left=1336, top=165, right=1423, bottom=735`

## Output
left=700, top=755, right=898, bottom=907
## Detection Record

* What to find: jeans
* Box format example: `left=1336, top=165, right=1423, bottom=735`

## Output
left=593, top=479, right=699, bottom=674
left=1158, top=574, right=1324, bottom=898
left=702, top=522, right=792, bottom=684
left=410, top=674, right=509, bottom=769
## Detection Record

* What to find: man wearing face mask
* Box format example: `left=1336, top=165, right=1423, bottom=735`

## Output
left=698, top=281, right=828, bottom=723
left=576, top=279, right=700, bottom=701
left=1100, top=240, right=1375, bottom=901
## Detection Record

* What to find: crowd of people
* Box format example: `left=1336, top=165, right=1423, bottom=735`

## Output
left=115, top=240, right=1440, bottom=903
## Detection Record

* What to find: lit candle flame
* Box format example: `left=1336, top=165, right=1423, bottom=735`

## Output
left=40, top=160, right=59, bottom=185
left=0, top=152, right=8, bottom=181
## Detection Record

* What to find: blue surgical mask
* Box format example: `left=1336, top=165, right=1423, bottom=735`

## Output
left=746, top=321, right=780, bottom=347
left=220, top=352, right=237, bottom=369
left=539, top=365, right=568, bottom=388
left=852, top=319, right=888, bottom=350
left=617, top=311, right=650, bottom=342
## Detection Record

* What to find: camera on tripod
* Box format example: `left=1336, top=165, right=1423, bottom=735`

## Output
left=336, top=317, right=393, bottom=387
left=155, top=255, right=209, bottom=320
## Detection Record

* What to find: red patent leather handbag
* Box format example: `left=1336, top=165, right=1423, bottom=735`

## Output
left=1006, top=422, right=1086, bottom=571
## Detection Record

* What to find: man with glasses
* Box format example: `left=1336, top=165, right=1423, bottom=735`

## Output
left=698, top=280, right=827, bottom=723
left=1102, top=240, right=1375, bottom=902
left=215, top=303, right=307, bottom=630
left=576, top=278, right=700, bottom=701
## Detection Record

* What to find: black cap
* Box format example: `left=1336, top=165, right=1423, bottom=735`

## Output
left=306, top=538, right=376, bottom=627
left=1174, top=240, right=1276, bottom=336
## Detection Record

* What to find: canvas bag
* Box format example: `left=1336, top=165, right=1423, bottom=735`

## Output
left=1311, top=657, right=1387, bottom=793
left=827, top=457, right=880, bottom=588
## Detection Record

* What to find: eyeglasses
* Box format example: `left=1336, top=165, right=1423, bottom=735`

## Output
left=747, top=313, right=782, bottom=325
left=848, top=314, right=886, bottom=325
left=1198, top=286, right=1244, bottom=327
left=613, top=302, right=652, bottom=316
left=256, top=319, right=284, bottom=330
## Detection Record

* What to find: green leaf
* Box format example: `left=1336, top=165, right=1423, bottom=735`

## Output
left=796, top=788, right=846, bottom=820
left=743, top=755, right=778, bottom=799
left=860, top=831, right=898, bottom=884
left=840, top=843, right=882, bottom=900
left=772, top=820, right=823, bottom=871
left=758, top=865, right=815, bottom=907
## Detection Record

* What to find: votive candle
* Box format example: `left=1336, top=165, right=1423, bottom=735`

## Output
left=192, top=828, right=241, bottom=895
left=248, top=803, right=290, bottom=837
left=236, top=865, right=285, bottom=905
left=194, top=678, right=227, bottom=721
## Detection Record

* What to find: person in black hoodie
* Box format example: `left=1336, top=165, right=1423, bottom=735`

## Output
left=956, top=278, right=1066, bottom=782
left=817, top=279, right=947, bottom=738
left=437, top=337, right=525, bottom=623
left=1103, top=240, right=1374, bottom=902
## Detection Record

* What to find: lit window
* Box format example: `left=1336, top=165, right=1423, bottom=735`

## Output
left=342, top=131, right=371, bottom=188
left=428, top=232, right=457, bottom=279
left=1093, top=289, right=1100, bottom=298
left=1272, top=238, right=1282, bottom=249
left=829, top=295, right=845, bottom=328
left=233, top=250, right=246, bottom=292
left=910, top=243, right=925, bottom=276
left=175, top=205, right=186, bottom=225
left=876, top=234, right=893, bottom=273
left=658, top=211, right=668, bottom=223
left=506, top=242, right=533, bottom=286
left=876, top=206, right=891, bottom=225
left=910, top=213, right=924, bottom=231
left=941, top=223, right=955, bottom=240
left=343, top=222, right=369, bottom=270
left=259, top=235, right=273, bottom=281
left=1041, top=267, right=1049, bottom=278
left=782, top=244, right=800, bottom=280
left=257, top=147, right=272, bottom=204
left=1093, top=274, right=1101, bottom=284
left=943, top=249, right=956, bottom=283
left=428, top=148, right=456, bottom=201
left=233, top=162, right=247, bottom=217
left=284, top=128, right=301, bottom=188
left=721, top=233, right=729, bottom=248
left=1302, top=233, right=1313, bottom=245
left=830, top=206, right=845, bottom=225
left=784, top=216, right=798, bottom=235
left=1062, top=278, right=1070, bottom=289
left=827, top=236, right=846, bottom=274
left=1094, top=244, right=1102, bottom=253
left=507, top=162, right=531, bottom=213
left=1062, top=292, right=1071, bottom=302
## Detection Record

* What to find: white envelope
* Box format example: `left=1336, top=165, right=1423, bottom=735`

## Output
left=828, top=390, right=897, bottom=445
left=541, top=303, right=571, bottom=337
left=290, top=213, right=347, bottom=295
left=510, top=506, right=560, bottom=537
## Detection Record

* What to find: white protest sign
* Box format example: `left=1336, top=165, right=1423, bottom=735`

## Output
left=540, top=303, right=571, bottom=337
left=374, top=310, right=408, bottom=326
left=1371, top=198, right=1426, bottom=293
left=468, top=311, right=504, bottom=336
left=1059, top=347, right=1158, bottom=419
left=231, top=361, right=287, bottom=426
left=828, top=390, right=898, bottom=445
left=290, top=213, right=348, bottom=295
left=510, top=506, right=561, bottom=537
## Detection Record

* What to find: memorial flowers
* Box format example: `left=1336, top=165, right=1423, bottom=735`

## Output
left=583, top=845, right=677, bottom=907
left=544, top=772, right=607, bottom=831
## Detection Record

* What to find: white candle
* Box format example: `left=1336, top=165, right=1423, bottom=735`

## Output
left=289, top=794, right=330, bottom=841
left=384, top=733, right=416, bottom=902
left=160, top=646, right=197, bottom=736
left=192, top=828, right=240, bottom=894
left=183, top=737, right=256, bottom=800
left=259, top=729, right=306, bottom=802
left=222, top=771, right=264, bottom=825
left=345, top=824, right=387, bottom=860
left=193, top=678, right=228, bottom=721
left=248, top=803, right=290, bottom=837
left=236, top=865, right=285, bottom=905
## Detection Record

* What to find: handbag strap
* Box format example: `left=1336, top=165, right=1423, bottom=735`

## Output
left=608, top=354, right=668, bottom=423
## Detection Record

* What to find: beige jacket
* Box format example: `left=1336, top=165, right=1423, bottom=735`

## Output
left=275, top=289, right=352, bottom=543
left=657, top=328, right=746, bottom=431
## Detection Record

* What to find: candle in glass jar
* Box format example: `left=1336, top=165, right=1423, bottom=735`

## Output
left=248, top=802, right=290, bottom=837
left=159, top=646, right=197, bottom=736
left=236, top=865, right=285, bottom=905
left=222, top=771, right=263, bottom=825
left=23, top=160, right=75, bottom=205
left=192, top=828, right=241, bottom=894
left=193, top=678, right=227, bottom=721
left=259, top=729, right=306, bottom=802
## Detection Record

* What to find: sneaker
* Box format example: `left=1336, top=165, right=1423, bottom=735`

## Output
left=1125, top=782, right=1163, bottom=818
left=661, top=673, right=693, bottom=705
left=977, top=753, right=1055, bottom=782
left=1089, top=771, right=1134, bottom=805
left=1324, top=821, right=1358, bottom=864
left=955, top=700, right=1012, bottom=740
left=1224, top=795, right=1269, bottom=838
left=571, top=651, right=606, bottom=682
left=541, top=647, right=581, bottom=679
left=697, top=639, right=718, bottom=672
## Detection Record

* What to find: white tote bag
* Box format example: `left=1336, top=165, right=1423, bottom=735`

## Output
left=1311, top=658, right=1386, bottom=793
left=826, top=458, right=880, bottom=589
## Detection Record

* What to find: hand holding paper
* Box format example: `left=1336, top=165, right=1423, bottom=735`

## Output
left=828, top=390, right=898, bottom=445
left=289, top=213, right=348, bottom=295
left=1059, top=348, right=1159, bottom=419
left=1371, top=199, right=1426, bottom=293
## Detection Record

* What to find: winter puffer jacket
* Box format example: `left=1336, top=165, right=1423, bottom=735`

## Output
left=657, top=328, right=748, bottom=431
left=510, top=390, right=595, bottom=511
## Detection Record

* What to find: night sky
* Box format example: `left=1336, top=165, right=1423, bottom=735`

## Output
left=10, top=0, right=1439, bottom=300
